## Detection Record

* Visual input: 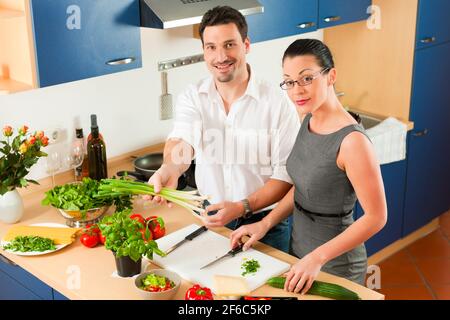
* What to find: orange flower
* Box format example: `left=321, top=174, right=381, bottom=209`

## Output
left=18, top=125, right=29, bottom=135
left=28, top=136, right=37, bottom=145
left=41, top=136, right=49, bottom=147
left=19, top=143, right=28, bottom=154
left=35, top=131, right=44, bottom=139
left=3, top=125, right=13, bottom=137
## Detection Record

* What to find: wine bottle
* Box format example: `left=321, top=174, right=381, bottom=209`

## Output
left=87, top=115, right=108, bottom=180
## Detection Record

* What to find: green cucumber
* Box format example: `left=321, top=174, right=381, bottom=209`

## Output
left=266, top=276, right=361, bottom=300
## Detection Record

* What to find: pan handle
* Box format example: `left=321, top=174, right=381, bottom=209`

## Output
left=116, top=171, right=148, bottom=182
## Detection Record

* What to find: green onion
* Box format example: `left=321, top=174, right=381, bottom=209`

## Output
left=241, top=258, right=260, bottom=276
left=96, top=179, right=209, bottom=219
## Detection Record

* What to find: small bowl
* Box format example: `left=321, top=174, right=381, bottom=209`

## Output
left=134, top=269, right=181, bottom=300
left=57, top=206, right=110, bottom=227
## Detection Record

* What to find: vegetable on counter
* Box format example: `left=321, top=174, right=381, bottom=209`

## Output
left=98, top=209, right=165, bottom=262
left=241, top=258, right=260, bottom=276
left=80, top=228, right=100, bottom=248
left=2, top=236, right=56, bottom=252
left=147, top=216, right=166, bottom=240
left=266, top=276, right=361, bottom=300
left=96, top=179, right=208, bottom=218
left=41, top=177, right=133, bottom=218
left=139, top=273, right=175, bottom=292
left=185, top=284, right=214, bottom=300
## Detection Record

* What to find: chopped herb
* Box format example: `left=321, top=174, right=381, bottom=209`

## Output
left=2, top=236, right=56, bottom=252
left=241, top=258, right=260, bottom=276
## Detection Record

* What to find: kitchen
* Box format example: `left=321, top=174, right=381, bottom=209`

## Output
left=0, top=0, right=449, bottom=301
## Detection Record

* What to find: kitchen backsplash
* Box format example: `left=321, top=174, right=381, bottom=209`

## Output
left=0, top=26, right=322, bottom=180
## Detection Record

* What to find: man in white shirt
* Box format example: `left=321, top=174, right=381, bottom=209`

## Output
left=149, top=6, right=299, bottom=253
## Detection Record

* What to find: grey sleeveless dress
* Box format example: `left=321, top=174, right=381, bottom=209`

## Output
left=286, top=113, right=369, bottom=285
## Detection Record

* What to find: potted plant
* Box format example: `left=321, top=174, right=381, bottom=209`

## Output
left=0, top=125, right=49, bottom=223
left=98, top=209, right=165, bottom=277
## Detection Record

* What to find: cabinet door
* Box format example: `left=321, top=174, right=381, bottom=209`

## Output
left=416, top=0, right=450, bottom=50
left=403, top=43, right=450, bottom=235
left=318, top=0, right=372, bottom=29
left=30, top=0, right=142, bottom=87
left=0, top=254, right=53, bottom=300
left=0, top=270, right=43, bottom=300
left=247, top=0, right=318, bottom=43
left=355, top=161, right=406, bottom=256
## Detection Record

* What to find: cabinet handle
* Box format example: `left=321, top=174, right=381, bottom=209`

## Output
left=323, top=16, right=341, bottom=23
left=297, top=22, right=315, bottom=29
left=412, top=129, right=429, bottom=137
left=420, top=37, right=436, bottom=44
left=106, top=57, right=135, bottom=66
left=0, top=254, right=17, bottom=266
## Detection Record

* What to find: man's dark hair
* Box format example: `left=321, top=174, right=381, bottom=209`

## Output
left=198, top=6, right=248, bottom=43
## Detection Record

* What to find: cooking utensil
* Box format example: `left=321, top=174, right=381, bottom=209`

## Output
left=160, top=71, right=173, bottom=120
left=116, top=152, right=188, bottom=190
left=165, top=225, right=207, bottom=255
left=199, top=243, right=244, bottom=270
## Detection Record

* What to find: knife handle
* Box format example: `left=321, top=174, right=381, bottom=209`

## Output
left=186, top=226, right=207, bottom=240
left=230, top=244, right=244, bottom=256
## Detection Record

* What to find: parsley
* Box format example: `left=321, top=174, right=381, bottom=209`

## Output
left=3, top=236, right=56, bottom=252
left=241, top=258, right=261, bottom=276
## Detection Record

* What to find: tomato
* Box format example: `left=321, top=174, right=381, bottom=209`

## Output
left=84, top=223, right=100, bottom=234
left=146, top=216, right=166, bottom=240
left=98, top=230, right=106, bottom=245
left=130, top=214, right=145, bottom=227
left=80, top=231, right=99, bottom=248
left=139, top=227, right=153, bottom=242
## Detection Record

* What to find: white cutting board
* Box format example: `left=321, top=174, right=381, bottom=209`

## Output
left=149, top=224, right=291, bottom=293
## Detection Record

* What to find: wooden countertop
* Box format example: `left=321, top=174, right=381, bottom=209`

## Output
left=0, top=143, right=384, bottom=300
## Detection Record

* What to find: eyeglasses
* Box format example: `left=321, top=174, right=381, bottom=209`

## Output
left=280, top=68, right=330, bottom=90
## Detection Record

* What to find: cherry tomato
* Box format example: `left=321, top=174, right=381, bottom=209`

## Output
left=84, top=223, right=100, bottom=234
left=80, top=232, right=99, bottom=248
left=130, top=214, right=146, bottom=227
left=98, top=230, right=106, bottom=245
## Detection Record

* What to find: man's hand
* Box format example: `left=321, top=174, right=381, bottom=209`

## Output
left=230, top=221, right=270, bottom=251
left=145, top=164, right=180, bottom=207
left=201, top=201, right=245, bottom=228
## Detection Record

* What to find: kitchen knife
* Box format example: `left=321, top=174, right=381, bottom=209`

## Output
left=199, top=243, right=244, bottom=270
left=165, top=225, right=207, bottom=255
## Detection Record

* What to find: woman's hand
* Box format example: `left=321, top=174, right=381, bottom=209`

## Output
left=230, top=220, right=270, bottom=251
left=284, top=252, right=324, bottom=294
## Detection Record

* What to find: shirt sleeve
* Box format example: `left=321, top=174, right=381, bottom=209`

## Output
left=270, top=95, right=300, bottom=184
left=167, top=86, right=202, bottom=156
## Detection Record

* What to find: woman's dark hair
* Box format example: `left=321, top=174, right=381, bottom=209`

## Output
left=282, top=39, right=335, bottom=72
left=199, top=6, right=248, bottom=43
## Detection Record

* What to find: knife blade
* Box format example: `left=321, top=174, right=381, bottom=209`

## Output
left=165, top=225, right=207, bottom=255
left=199, top=243, right=244, bottom=270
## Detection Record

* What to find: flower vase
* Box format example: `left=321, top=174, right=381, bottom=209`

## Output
left=0, top=189, right=24, bottom=224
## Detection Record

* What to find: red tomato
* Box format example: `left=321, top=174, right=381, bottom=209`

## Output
left=80, top=232, right=99, bottom=248
left=130, top=214, right=145, bottom=227
left=84, top=223, right=100, bottom=234
left=146, top=216, right=166, bottom=240
left=98, top=230, right=106, bottom=245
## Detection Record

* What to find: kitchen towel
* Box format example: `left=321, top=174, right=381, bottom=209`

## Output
left=365, top=117, right=407, bottom=165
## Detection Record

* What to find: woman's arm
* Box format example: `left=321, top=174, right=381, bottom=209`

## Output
left=230, top=186, right=295, bottom=250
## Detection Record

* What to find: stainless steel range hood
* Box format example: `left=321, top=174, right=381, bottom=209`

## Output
left=140, top=0, right=264, bottom=29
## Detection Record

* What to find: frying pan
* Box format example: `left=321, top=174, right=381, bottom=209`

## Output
left=116, top=153, right=195, bottom=190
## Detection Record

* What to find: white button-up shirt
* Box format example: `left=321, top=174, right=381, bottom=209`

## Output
left=168, top=69, right=300, bottom=208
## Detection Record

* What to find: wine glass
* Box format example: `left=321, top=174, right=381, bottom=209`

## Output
left=64, top=145, right=84, bottom=181
left=45, top=151, right=62, bottom=187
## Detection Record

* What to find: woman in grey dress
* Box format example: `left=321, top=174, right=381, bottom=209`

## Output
left=230, top=39, right=387, bottom=293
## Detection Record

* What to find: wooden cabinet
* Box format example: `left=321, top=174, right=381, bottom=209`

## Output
left=403, top=41, right=450, bottom=235
left=247, top=0, right=372, bottom=43
left=0, top=0, right=142, bottom=93
left=247, top=0, right=318, bottom=43
left=318, top=0, right=372, bottom=29
left=415, top=0, right=450, bottom=50
left=30, top=0, right=142, bottom=88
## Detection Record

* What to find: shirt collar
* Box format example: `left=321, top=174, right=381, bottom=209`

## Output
left=198, top=64, right=260, bottom=102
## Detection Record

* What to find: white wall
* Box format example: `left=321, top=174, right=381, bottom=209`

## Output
left=0, top=26, right=322, bottom=180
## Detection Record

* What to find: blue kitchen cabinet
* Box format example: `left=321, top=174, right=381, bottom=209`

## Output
left=355, top=161, right=406, bottom=256
left=415, top=0, right=450, bottom=50
left=247, top=0, right=318, bottom=43
left=53, top=289, right=69, bottom=300
left=30, top=0, right=142, bottom=87
left=318, top=0, right=372, bottom=29
left=403, top=41, right=450, bottom=236
left=0, top=254, right=53, bottom=300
